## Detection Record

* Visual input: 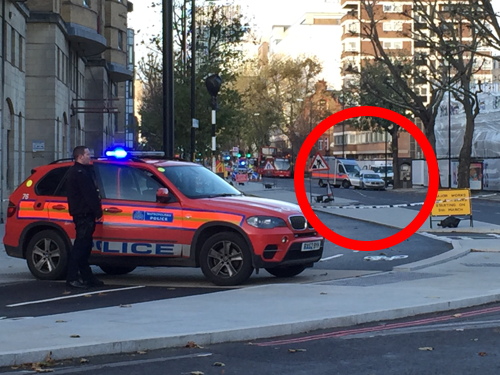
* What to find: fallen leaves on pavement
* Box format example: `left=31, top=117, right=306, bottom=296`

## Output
left=288, top=348, right=307, bottom=353
left=186, top=341, right=204, bottom=349
left=418, top=347, right=434, bottom=351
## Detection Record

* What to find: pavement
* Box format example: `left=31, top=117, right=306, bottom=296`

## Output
left=1, top=182, right=500, bottom=367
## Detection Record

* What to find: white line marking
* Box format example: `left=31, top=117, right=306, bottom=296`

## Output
left=6, top=286, right=145, bottom=308
left=320, top=254, right=344, bottom=262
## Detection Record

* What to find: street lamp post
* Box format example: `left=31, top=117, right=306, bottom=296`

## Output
left=342, top=117, right=345, bottom=158
left=205, top=74, right=222, bottom=172
left=384, top=128, right=388, bottom=185
left=190, top=0, right=197, bottom=162
left=447, top=62, right=452, bottom=188
left=162, top=0, right=174, bottom=158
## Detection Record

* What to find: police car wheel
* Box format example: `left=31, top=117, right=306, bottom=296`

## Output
left=99, top=265, right=136, bottom=275
left=26, top=230, right=69, bottom=280
left=265, top=265, right=306, bottom=278
left=200, top=232, right=254, bottom=286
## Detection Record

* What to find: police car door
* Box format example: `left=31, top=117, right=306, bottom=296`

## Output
left=92, top=162, right=184, bottom=259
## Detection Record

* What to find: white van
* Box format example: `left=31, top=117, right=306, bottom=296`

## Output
left=311, top=157, right=361, bottom=188
left=357, top=160, right=393, bottom=186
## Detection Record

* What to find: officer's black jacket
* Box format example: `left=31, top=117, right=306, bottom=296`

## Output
left=67, top=162, right=103, bottom=218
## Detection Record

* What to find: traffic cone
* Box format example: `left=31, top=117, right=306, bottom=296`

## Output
left=324, top=183, right=334, bottom=202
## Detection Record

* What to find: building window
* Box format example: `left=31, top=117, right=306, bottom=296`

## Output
left=118, top=30, right=124, bottom=50
left=345, top=41, right=357, bottom=52
left=382, top=40, right=403, bottom=49
left=18, top=35, right=23, bottom=70
left=83, top=0, right=91, bottom=7
left=346, top=22, right=359, bottom=33
left=383, top=21, right=403, bottom=32
left=10, top=27, right=16, bottom=66
left=416, top=85, right=428, bottom=96
left=383, top=4, right=403, bottom=13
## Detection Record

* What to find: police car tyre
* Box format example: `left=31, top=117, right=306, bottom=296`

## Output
left=200, top=232, right=254, bottom=286
left=26, top=230, right=68, bottom=280
left=99, top=265, right=136, bottom=275
left=265, top=265, right=306, bottom=278
left=342, top=180, right=350, bottom=189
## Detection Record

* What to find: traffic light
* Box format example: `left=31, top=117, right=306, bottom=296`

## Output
left=246, top=153, right=251, bottom=158
left=237, top=153, right=242, bottom=158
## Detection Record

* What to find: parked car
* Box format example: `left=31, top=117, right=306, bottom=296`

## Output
left=3, top=148, right=324, bottom=286
left=350, top=170, right=386, bottom=190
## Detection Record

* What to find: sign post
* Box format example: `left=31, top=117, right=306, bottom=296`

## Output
left=309, top=153, right=330, bottom=203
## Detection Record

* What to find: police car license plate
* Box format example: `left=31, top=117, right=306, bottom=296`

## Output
left=301, top=241, right=321, bottom=252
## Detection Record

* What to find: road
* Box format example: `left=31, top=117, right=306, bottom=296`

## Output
left=0, top=179, right=457, bottom=320
left=3, top=303, right=500, bottom=374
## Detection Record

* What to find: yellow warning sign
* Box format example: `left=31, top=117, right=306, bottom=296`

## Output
left=216, top=161, right=225, bottom=174
left=431, top=189, right=472, bottom=216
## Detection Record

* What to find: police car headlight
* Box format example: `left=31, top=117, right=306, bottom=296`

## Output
left=247, top=216, right=287, bottom=229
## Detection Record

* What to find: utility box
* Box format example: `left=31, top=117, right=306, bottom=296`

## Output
left=397, top=158, right=412, bottom=189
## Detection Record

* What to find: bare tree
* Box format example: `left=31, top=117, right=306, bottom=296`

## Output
left=357, top=0, right=495, bottom=188
left=242, top=55, right=323, bottom=157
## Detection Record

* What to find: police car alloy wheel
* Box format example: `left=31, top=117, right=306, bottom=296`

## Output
left=26, top=230, right=69, bottom=280
left=200, top=232, right=254, bottom=286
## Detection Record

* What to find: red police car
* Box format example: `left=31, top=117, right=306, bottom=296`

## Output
left=3, top=149, right=324, bottom=286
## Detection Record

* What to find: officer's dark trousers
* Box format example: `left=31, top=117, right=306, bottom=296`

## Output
left=67, top=214, right=96, bottom=282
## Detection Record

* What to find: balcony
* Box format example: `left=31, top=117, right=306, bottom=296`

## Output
left=61, top=2, right=107, bottom=56
left=66, top=23, right=107, bottom=57
left=107, top=62, right=133, bottom=82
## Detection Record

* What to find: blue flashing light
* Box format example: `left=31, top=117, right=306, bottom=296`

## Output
left=239, top=160, right=246, bottom=166
left=105, top=147, right=128, bottom=159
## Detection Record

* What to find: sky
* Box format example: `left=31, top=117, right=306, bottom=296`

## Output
left=128, top=0, right=338, bottom=62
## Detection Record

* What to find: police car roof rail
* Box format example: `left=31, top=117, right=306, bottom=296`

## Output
left=49, top=158, right=75, bottom=164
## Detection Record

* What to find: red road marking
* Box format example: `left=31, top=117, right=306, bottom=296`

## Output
left=255, top=305, right=500, bottom=346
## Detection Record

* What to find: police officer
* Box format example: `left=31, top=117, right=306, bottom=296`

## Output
left=66, top=146, right=104, bottom=289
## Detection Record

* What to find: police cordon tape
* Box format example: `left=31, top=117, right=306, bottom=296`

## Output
left=311, top=193, right=499, bottom=210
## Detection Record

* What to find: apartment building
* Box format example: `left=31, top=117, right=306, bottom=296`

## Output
left=334, top=0, right=494, bottom=165
left=333, top=0, right=413, bottom=161
left=0, top=0, right=135, bottom=219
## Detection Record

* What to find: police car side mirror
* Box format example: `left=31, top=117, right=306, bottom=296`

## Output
left=156, top=188, right=171, bottom=203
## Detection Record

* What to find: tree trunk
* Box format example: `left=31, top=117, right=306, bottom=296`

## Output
left=391, top=127, right=401, bottom=189
left=457, top=101, right=475, bottom=188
